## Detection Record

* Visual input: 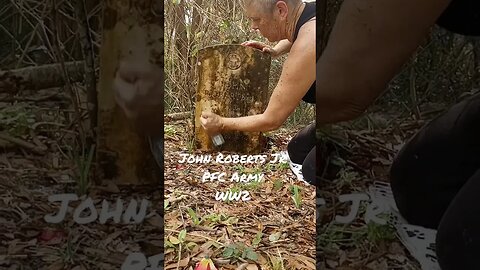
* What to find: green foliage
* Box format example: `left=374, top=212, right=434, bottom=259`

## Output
left=290, top=185, right=302, bottom=208
left=242, top=180, right=262, bottom=190
left=335, top=166, right=359, bottom=189
left=273, top=179, right=284, bottom=191
left=187, top=207, right=201, bottom=225
left=164, top=125, right=177, bottom=138
left=222, top=242, right=259, bottom=262
left=71, top=144, right=95, bottom=196
left=318, top=221, right=397, bottom=250
left=276, top=161, right=290, bottom=171
left=365, top=222, right=397, bottom=244
left=252, top=231, right=263, bottom=247
left=203, top=212, right=238, bottom=226
left=0, top=105, right=35, bottom=136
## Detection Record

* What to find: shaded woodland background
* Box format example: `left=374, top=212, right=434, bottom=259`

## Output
left=164, top=0, right=316, bottom=128
left=0, top=1, right=163, bottom=269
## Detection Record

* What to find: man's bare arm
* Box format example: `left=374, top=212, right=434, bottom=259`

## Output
left=316, top=0, right=452, bottom=124
left=222, top=21, right=316, bottom=132
left=242, top=39, right=292, bottom=58
left=272, top=39, right=293, bottom=57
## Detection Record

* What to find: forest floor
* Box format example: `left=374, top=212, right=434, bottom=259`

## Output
left=163, top=107, right=436, bottom=270
left=315, top=113, right=426, bottom=270
left=163, top=122, right=316, bottom=270
left=0, top=87, right=162, bottom=270
left=0, top=86, right=441, bottom=270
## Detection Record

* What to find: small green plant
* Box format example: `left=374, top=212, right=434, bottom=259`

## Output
left=164, top=125, right=177, bottom=138
left=365, top=222, right=397, bottom=244
left=252, top=166, right=263, bottom=174
left=276, top=162, right=290, bottom=170
left=268, top=252, right=285, bottom=270
left=223, top=186, right=241, bottom=203
left=187, top=207, right=201, bottom=225
left=290, top=185, right=302, bottom=208
left=58, top=233, right=80, bottom=265
left=72, top=144, right=95, bottom=196
left=240, top=181, right=261, bottom=191
left=203, top=212, right=227, bottom=224
left=186, top=137, right=196, bottom=153
left=0, top=105, right=35, bottom=136
left=273, top=179, right=284, bottom=191
left=232, top=164, right=247, bottom=174
left=318, top=223, right=356, bottom=248
left=335, top=167, right=359, bottom=189
left=264, top=162, right=274, bottom=171
left=165, top=229, right=196, bottom=258
left=203, top=213, right=237, bottom=226
left=252, top=231, right=263, bottom=247
left=222, top=242, right=258, bottom=262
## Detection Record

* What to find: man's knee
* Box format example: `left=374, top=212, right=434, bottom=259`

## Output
left=287, top=123, right=316, bottom=164
left=302, top=147, right=317, bottom=186
left=436, top=222, right=455, bottom=270
left=389, top=153, right=411, bottom=218
left=435, top=214, right=478, bottom=270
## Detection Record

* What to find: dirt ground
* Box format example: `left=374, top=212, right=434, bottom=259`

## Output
left=0, top=86, right=430, bottom=270
left=0, top=87, right=162, bottom=270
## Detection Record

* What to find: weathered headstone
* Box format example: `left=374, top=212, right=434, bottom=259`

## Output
left=96, top=0, right=163, bottom=185
left=194, top=44, right=271, bottom=154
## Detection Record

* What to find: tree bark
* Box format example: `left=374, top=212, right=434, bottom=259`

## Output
left=96, top=0, right=163, bottom=185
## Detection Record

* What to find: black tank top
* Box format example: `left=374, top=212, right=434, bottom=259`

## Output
left=293, top=2, right=316, bottom=104
left=436, top=0, right=480, bottom=36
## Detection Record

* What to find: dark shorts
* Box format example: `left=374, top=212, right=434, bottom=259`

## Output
left=390, top=91, right=480, bottom=270
left=287, top=122, right=317, bottom=185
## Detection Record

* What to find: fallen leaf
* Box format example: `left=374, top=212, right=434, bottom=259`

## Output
left=268, top=232, right=281, bottom=242
left=38, top=229, right=65, bottom=245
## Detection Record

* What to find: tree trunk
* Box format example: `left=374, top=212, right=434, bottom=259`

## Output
left=194, top=44, right=270, bottom=154
left=0, top=61, right=84, bottom=93
left=96, top=0, right=163, bottom=185
left=74, top=0, right=98, bottom=133
left=173, top=1, right=188, bottom=58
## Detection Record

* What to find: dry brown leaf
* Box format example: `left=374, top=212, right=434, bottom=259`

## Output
left=103, top=230, right=123, bottom=246
left=46, top=260, right=64, bottom=270
left=164, top=256, right=190, bottom=269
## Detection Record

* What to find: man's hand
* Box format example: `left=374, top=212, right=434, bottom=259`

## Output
left=200, top=112, right=225, bottom=135
left=241, top=40, right=278, bottom=57
left=113, top=59, right=163, bottom=135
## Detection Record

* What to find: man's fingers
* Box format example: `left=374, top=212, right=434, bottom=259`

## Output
left=242, top=40, right=265, bottom=50
left=200, top=116, right=208, bottom=128
left=202, top=111, right=215, bottom=117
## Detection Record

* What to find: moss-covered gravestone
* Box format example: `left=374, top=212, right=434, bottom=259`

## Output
left=194, top=44, right=271, bottom=154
